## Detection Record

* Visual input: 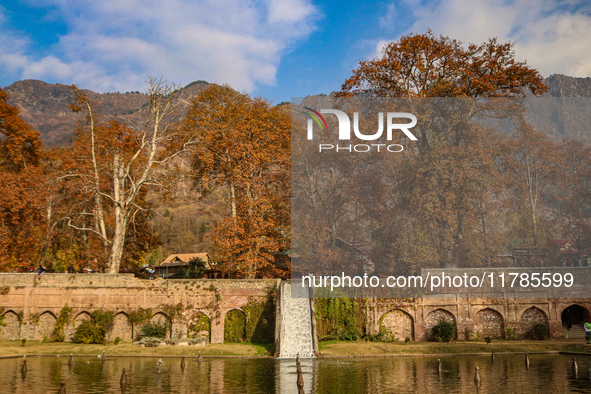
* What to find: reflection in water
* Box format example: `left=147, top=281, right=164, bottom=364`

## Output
left=2, top=354, right=591, bottom=393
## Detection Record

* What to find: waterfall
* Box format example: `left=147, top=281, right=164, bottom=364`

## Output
left=278, top=280, right=315, bottom=358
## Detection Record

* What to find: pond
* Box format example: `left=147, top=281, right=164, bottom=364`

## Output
left=2, top=354, right=591, bottom=393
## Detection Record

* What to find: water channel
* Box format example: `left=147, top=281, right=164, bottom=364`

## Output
left=2, top=354, right=591, bottom=393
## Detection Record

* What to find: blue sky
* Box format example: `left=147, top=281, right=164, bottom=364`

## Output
left=1, top=0, right=590, bottom=103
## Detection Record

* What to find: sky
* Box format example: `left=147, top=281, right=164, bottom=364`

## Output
left=0, top=0, right=590, bottom=103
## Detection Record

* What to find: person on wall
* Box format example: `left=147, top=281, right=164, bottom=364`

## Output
left=37, top=264, right=46, bottom=277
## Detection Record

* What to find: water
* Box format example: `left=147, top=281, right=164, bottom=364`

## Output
left=3, top=354, right=591, bottom=393
left=278, top=281, right=315, bottom=358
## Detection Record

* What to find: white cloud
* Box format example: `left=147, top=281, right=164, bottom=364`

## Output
left=0, top=0, right=319, bottom=92
left=376, top=0, right=591, bottom=78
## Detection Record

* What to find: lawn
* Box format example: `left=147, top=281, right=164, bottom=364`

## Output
left=0, top=340, right=275, bottom=358
left=317, top=339, right=591, bottom=356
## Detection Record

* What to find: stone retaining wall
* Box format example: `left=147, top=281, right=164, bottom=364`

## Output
left=0, top=274, right=277, bottom=344
left=0, top=274, right=586, bottom=344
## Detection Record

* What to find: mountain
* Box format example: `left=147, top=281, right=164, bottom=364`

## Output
left=2, top=79, right=210, bottom=146
left=3, top=75, right=591, bottom=147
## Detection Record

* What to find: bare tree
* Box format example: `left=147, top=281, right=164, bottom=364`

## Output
left=62, top=77, right=196, bottom=273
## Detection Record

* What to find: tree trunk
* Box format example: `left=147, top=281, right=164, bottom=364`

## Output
left=108, top=153, right=127, bottom=274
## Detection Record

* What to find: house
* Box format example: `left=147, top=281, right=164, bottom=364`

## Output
left=155, top=253, right=211, bottom=279
left=547, top=239, right=583, bottom=267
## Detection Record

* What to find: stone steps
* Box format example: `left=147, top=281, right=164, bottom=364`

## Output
left=562, top=324, right=587, bottom=339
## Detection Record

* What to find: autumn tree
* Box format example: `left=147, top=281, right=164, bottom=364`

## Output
left=501, top=122, right=557, bottom=248
left=55, top=78, right=195, bottom=273
left=0, top=87, right=46, bottom=271
left=336, top=32, right=547, bottom=269
left=547, top=140, right=591, bottom=260
left=185, top=85, right=290, bottom=278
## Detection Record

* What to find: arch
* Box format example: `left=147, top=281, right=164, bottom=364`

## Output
left=520, top=307, right=548, bottom=333
left=35, top=311, right=57, bottom=341
left=561, top=304, right=590, bottom=326
left=224, top=309, right=246, bottom=343
left=425, top=308, right=456, bottom=340
left=379, top=309, right=414, bottom=341
left=0, top=310, right=21, bottom=340
left=111, top=312, right=132, bottom=341
left=65, top=311, right=92, bottom=341
left=150, top=312, right=169, bottom=325
left=188, top=311, right=211, bottom=340
left=474, top=308, right=505, bottom=339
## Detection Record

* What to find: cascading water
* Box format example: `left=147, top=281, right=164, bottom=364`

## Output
left=278, top=280, right=315, bottom=358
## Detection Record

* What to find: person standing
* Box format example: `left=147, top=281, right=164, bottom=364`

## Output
left=564, top=308, right=573, bottom=331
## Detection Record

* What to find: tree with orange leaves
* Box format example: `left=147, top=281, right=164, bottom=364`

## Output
left=185, top=85, right=290, bottom=278
left=0, top=87, right=46, bottom=271
left=334, top=32, right=548, bottom=269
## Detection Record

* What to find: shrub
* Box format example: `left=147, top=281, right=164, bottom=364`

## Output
left=139, top=321, right=168, bottom=339
left=114, top=337, right=122, bottom=345
left=51, top=305, right=73, bottom=342
left=505, top=326, right=518, bottom=340
left=164, top=337, right=179, bottom=345
left=485, top=337, right=492, bottom=344
left=21, top=339, right=26, bottom=347
left=405, top=337, right=411, bottom=343
left=464, top=328, right=473, bottom=341
left=92, top=310, right=114, bottom=333
left=530, top=323, right=549, bottom=340
left=74, top=321, right=106, bottom=344
left=138, top=337, right=162, bottom=347
left=189, top=337, right=208, bottom=346
left=430, top=318, right=456, bottom=342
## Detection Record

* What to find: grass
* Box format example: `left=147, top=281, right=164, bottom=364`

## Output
left=318, top=339, right=591, bottom=356
left=3, top=339, right=589, bottom=359
left=0, top=340, right=275, bottom=358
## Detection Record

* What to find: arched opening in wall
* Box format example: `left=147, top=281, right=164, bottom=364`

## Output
left=188, top=312, right=211, bottom=340
left=561, top=304, right=590, bottom=330
left=379, top=309, right=414, bottom=341
left=147, top=312, right=170, bottom=339
left=35, top=312, right=57, bottom=341
left=224, top=309, right=246, bottom=343
left=0, top=310, right=21, bottom=340
left=474, top=308, right=505, bottom=339
left=111, top=312, right=132, bottom=342
left=425, top=309, right=456, bottom=340
left=521, top=307, right=548, bottom=333
left=66, top=311, right=92, bottom=341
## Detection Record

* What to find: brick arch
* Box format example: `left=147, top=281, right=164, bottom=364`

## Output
left=474, top=308, right=505, bottom=339
left=0, top=310, right=21, bottom=340
left=561, top=303, right=591, bottom=324
left=187, top=311, right=211, bottom=339
left=224, top=309, right=247, bottom=343
left=111, top=312, right=132, bottom=341
left=150, top=311, right=169, bottom=325
left=379, top=309, right=414, bottom=341
left=65, top=311, right=92, bottom=341
left=425, top=308, right=456, bottom=340
left=520, top=307, right=548, bottom=333
left=35, top=311, right=57, bottom=341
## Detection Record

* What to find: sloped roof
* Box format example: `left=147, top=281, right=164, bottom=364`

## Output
left=550, top=239, right=576, bottom=248
left=160, top=253, right=209, bottom=267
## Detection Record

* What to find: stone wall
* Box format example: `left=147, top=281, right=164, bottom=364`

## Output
left=0, top=274, right=277, bottom=344
left=366, top=296, right=587, bottom=341
left=0, top=273, right=588, bottom=344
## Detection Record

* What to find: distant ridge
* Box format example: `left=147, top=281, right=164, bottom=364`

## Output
left=2, top=79, right=209, bottom=147
left=3, top=75, right=591, bottom=147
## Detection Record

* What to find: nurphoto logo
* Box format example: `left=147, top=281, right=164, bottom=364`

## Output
left=304, top=107, right=418, bottom=153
